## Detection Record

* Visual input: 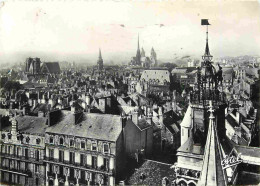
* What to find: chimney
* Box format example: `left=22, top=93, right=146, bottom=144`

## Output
left=38, top=111, right=45, bottom=117
left=158, top=106, right=163, bottom=123
left=236, top=110, right=240, bottom=124
left=86, top=94, right=91, bottom=106
left=22, top=107, right=27, bottom=115
left=47, top=91, right=51, bottom=99
left=71, top=102, right=76, bottom=112
left=10, top=102, right=14, bottom=109
left=106, top=97, right=111, bottom=108
left=28, top=99, right=33, bottom=107
left=58, top=97, right=62, bottom=104
left=72, top=110, right=83, bottom=125
left=99, top=98, right=106, bottom=113
left=33, top=99, right=38, bottom=108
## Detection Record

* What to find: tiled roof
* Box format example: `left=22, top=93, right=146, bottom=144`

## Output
left=226, top=114, right=239, bottom=128
left=234, top=146, right=260, bottom=158
left=177, top=137, right=204, bottom=155
left=41, top=62, right=61, bottom=74
left=45, top=111, right=122, bottom=141
left=141, top=70, right=170, bottom=84
left=127, top=160, right=175, bottom=185
left=2, top=115, right=48, bottom=135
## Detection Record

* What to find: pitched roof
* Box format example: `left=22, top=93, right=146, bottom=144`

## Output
left=180, top=105, right=192, bottom=128
left=127, top=160, right=175, bottom=185
left=41, top=62, right=61, bottom=74
left=141, top=70, right=170, bottom=84
left=2, top=115, right=48, bottom=135
left=45, top=111, right=122, bottom=142
left=226, top=114, right=239, bottom=128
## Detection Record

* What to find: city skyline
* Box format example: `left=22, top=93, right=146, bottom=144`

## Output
left=0, top=1, right=260, bottom=64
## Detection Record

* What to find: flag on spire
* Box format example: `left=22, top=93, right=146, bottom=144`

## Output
left=201, top=19, right=210, bottom=25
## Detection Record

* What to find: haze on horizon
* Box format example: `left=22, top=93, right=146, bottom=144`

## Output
left=0, top=0, right=260, bottom=65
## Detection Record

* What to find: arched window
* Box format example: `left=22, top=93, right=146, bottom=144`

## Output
left=8, top=133, right=12, bottom=139
left=36, top=138, right=41, bottom=145
left=1, top=133, right=5, bottom=139
left=50, top=136, right=54, bottom=144
left=70, top=139, right=74, bottom=147
left=26, top=136, right=30, bottom=143
left=60, top=137, right=64, bottom=145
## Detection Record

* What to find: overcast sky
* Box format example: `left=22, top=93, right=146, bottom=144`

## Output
left=0, top=0, right=260, bottom=65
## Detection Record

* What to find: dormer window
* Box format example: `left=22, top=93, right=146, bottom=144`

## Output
left=92, top=142, right=97, bottom=151
left=26, top=136, right=30, bottom=143
left=70, top=139, right=74, bottom=147
left=81, top=141, right=85, bottom=149
left=36, top=138, right=41, bottom=145
left=60, top=137, right=64, bottom=145
left=8, top=133, right=12, bottom=139
left=50, top=136, right=54, bottom=144
left=103, top=144, right=109, bottom=153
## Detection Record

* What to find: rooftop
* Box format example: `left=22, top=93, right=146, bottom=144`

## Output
left=127, top=159, right=175, bottom=185
left=45, top=111, right=122, bottom=142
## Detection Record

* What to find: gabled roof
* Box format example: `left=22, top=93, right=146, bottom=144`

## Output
left=180, top=105, right=192, bottom=128
left=41, top=62, right=61, bottom=74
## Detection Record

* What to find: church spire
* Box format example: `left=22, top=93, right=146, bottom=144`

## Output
left=99, top=48, right=102, bottom=60
left=197, top=101, right=228, bottom=186
left=137, top=34, right=140, bottom=50
left=136, top=34, right=141, bottom=64
left=97, top=48, right=103, bottom=71
left=202, top=20, right=213, bottom=62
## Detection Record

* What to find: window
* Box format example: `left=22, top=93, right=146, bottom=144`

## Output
left=81, top=141, right=85, bottom=149
left=36, top=138, right=41, bottom=145
left=80, top=154, right=84, bottom=166
left=35, top=164, right=39, bottom=173
left=60, top=138, right=64, bottom=145
left=1, top=133, right=5, bottom=139
left=26, top=136, right=30, bottom=143
left=36, top=178, right=39, bottom=185
left=103, top=144, right=109, bottom=153
left=25, top=162, right=29, bottom=170
left=49, top=149, right=54, bottom=160
left=69, top=152, right=75, bottom=164
left=16, top=147, right=20, bottom=156
left=70, top=139, right=74, bottom=147
left=92, top=143, right=97, bottom=151
left=50, top=136, right=54, bottom=144
left=92, top=156, right=97, bottom=169
left=103, top=158, right=109, bottom=171
left=8, top=133, right=11, bottom=139
left=35, top=150, right=40, bottom=161
left=59, top=150, right=64, bottom=162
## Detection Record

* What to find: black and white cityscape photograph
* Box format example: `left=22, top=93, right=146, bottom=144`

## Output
left=0, top=0, right=260, bottom=185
